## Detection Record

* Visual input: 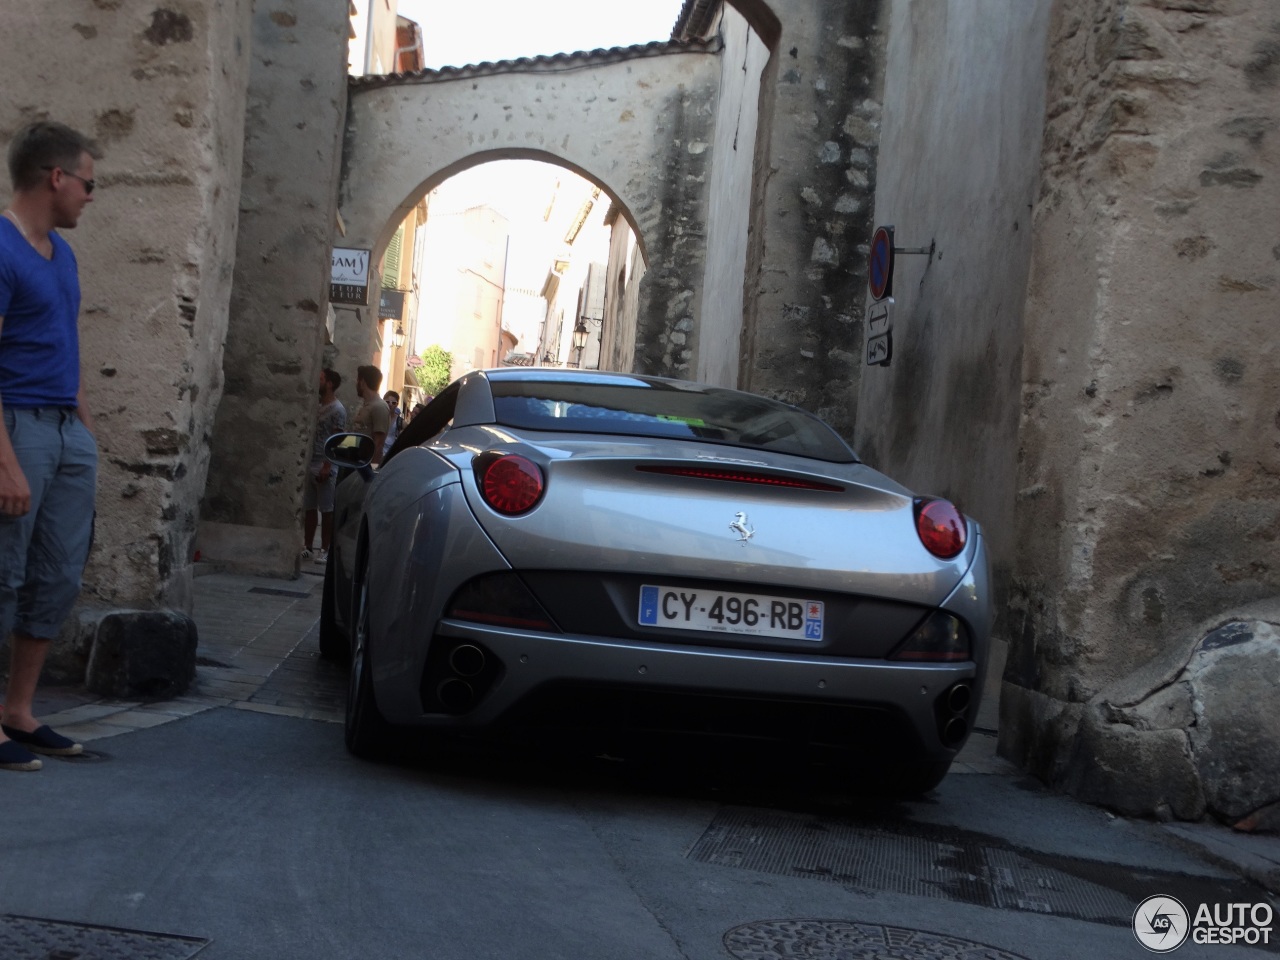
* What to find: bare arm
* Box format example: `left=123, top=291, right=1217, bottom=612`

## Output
left=370, top=432, right=387, bottom=466
left=75, top=382, right=95, bottom=434
left=0, top=315, right=31, bottom=516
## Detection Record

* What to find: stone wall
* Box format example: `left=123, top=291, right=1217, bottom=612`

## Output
left=0, top=3, right=252, bottom=615
left=738, top=0, right=886, bottom=438
left=1003, top=0, right=1280, bottom=823
left=695, top=5, right=771, bottom=388
left=854, top=0, right=1052, bottom=608
left=198, top=0, right=350, bottom=577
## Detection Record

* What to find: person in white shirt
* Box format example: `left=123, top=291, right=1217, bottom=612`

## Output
left=382, top=390, right=403, bottom=458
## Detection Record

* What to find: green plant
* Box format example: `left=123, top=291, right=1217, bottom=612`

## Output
left=413, top=345, right=453, bottom=396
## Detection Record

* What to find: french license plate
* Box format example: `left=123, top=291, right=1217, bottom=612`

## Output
left=638, top=585, right=824, bottom=641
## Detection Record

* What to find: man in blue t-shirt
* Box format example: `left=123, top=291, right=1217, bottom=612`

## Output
left=0, top=121, right=100, bottom=772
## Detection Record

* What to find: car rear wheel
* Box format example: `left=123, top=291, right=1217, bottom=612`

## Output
left=318, top=552, right=348, bottom=662
left=345, top=563, right=396, bottom=759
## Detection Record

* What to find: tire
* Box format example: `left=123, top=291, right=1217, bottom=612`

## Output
left=318, top=552, right=348, bottom=662
left=344, top=563, right=397, bottom=760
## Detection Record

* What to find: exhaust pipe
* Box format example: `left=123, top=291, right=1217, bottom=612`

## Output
left=936, top=681, right=972, bottom=747
left=942, top=716, right=968, bottom=747
left=437, top=678, right=475, bottom=714
left=449, top=643, right=486, bottom=678
left=946, top=682, right=971, bottom=715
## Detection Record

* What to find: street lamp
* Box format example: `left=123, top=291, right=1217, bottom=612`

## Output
left=572, top=318, right=589, bottom=368
left=392, top=323, right=406, bottom=348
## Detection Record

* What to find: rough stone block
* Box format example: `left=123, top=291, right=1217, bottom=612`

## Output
left=996, top=681, right=1081, bottom=785
left=1065, top=705, right=1206, bottom=821
left=1106, top=680, right=1195, bottom=732
left=1188, top=621, right=1280, bottom=821
left=85, top=609, right=198, bottom=700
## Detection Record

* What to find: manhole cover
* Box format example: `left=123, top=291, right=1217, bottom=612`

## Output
left=0, top=915, right=209, bottom=960
left=725, top=920, right=1030, bottom=960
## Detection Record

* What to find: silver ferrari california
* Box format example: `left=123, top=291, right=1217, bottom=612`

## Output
left=321, top=368, right=991, bottom=793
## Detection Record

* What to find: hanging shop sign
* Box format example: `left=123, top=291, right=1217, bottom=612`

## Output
left=330, top=247, right=371, bottom=305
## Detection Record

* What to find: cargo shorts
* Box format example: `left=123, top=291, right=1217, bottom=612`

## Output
left=302, top=462, right=336, bottom=513
left=0, top=406, right=98, bottom=640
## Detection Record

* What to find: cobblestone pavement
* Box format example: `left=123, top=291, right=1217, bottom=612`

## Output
left=34, top=566, right=345, bottom=745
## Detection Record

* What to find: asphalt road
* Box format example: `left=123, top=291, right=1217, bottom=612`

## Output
left=1, top=705, right=1272, bottom=960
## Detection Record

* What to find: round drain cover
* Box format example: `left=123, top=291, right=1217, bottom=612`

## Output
left=725, top=919, right=1032, bottom=960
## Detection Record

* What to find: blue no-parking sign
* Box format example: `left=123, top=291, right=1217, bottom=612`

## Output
left=868, top=225, right=895, bottom=301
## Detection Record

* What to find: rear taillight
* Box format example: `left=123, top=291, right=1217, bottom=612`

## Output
left=889, top=611, right=971, bottom=662
left=914, top=497, right=966, bottom=559
left=475, top=453, right=544, bottom=514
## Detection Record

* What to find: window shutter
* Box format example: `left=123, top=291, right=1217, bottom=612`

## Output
left=382, top=226, right=404, bottom=288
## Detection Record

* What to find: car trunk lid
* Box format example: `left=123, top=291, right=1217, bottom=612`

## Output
left=450, top=435, right=975, bottom=608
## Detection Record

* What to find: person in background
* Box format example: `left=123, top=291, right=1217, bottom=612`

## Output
left=302, top=368, right=345, bottom=564
left=0, top=121, right=101, bottom=771
left=381, top=390, right=403, bottom=459
left=350, top=365, right=390, bottom=466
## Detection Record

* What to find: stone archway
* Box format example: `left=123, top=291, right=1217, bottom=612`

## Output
left=337, top=148, right=649, bottom=388
left=335, top=41, right=723, bottom=382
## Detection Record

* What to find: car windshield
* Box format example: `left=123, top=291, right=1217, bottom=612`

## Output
left=489, top=379, right=856, bottom=463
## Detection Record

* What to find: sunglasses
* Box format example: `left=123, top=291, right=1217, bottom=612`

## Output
left=42, top=166, right=95, bottom=195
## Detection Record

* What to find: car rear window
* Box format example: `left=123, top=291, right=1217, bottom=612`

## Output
left=490, top=379, right=855, bottom=463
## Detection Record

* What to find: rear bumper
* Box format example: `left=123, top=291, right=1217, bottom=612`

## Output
left=386, top=621, right=979, bottom=759
left=367, top=497, right=991, bottom=763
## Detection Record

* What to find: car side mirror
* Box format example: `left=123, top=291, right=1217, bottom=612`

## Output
left=325, top=432, right=376, bottom=469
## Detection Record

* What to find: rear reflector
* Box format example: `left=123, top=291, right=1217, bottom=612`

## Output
left=890, top=611, right=971, bottom=662
left=446, top=573, right=557, bottom=632
left=637, top=465, right=843, bottom=491
left=914, top=497, right=967, bottom=559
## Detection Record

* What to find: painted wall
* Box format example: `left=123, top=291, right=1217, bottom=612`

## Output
left=198, top=0, right=351, bottom=577
left=348, top=0, right=400, bottom=76
left=414, top=204, right=508, bottom=380
left=854, top=0, right=1053, bottom=609
left=696, top=5, right=771, bottom=388
left=0, top=3, right=252, bottom=614
left=452, top=206, right=508, bottom=376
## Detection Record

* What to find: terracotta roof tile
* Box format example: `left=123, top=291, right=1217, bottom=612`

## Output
left=349, top=37, right=719, bottom=90
left=673, top=0, right=719, bottom=41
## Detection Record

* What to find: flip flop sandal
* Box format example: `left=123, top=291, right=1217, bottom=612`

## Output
left=1, top=723, right=83, bottom=756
